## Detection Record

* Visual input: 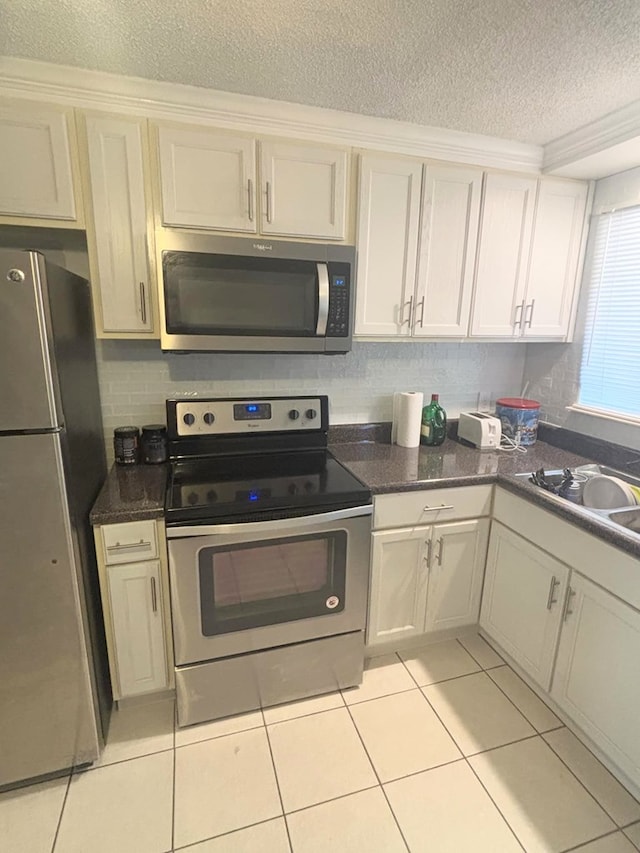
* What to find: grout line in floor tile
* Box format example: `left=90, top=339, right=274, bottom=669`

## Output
left=397, top=657, right=483, bottom=690
left=263, top=717, right=293, bottom=853
left=621, top=819, right=640, bottom=831
left=560, top=826, right=626, bottom=852
left=419, top=685, right=528, bottom=852
left=49, top=771, right=72, bottom=853
left=340, top=685, right=418, bottom=707
left=85, top=745, right=176, bottom=771
left=543, top=733, right=639, bottom=830
left=454, top=636, right=499, bottom=671
left=480, top=665, right=562, bottom=735
left=342, top=699, right=411, bottom=852
left=174, top=721, right=266, bottom=749
left=171, top=814, right=289, bottom=851
left=283, top=782, right=382, bottom=817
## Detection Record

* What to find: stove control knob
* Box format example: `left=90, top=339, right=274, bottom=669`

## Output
left=305, top=408, right=317, bottom=420
left=304, top=481, right=315, bottom=493
left=183, top=413, right=195, bottom=426
left=288, top=483, right=298, bottom=495
left=288, top=409, right=300, bottom=421
left=203, top=412, right=215, bottom=425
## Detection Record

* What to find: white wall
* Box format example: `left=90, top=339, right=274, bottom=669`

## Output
left=523, top=166, right=640, bottom=451
left=97, top=339, right=526, bottom=460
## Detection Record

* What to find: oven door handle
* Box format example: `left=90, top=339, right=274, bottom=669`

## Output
left=316, top=263, right=329, bottom=336
left=166, top=504, right=373, bottom=538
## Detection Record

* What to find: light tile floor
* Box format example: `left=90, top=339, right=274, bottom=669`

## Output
left=2, top=634, right=640, bottom=853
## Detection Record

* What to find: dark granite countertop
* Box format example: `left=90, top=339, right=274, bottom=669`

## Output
left=330, top=437, right=640, bottom=560
left=89, top=429, right=640, bottom=561
left=89, top=463, right=167, bottom=525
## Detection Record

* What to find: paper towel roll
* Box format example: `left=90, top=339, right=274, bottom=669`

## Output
left=392, top=391, right=424, bottom=448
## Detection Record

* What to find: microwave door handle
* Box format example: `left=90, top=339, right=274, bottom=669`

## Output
left=316, top=263, right=329, bottom=335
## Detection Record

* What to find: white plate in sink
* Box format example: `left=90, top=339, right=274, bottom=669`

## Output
left=582, top=475, right=638, bottom=509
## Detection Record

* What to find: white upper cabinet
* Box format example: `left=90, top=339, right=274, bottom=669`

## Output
left=523, top=178, right=589, bottom=337
left=84, top=114, right=154, bottom=335
left=355, top=155, right=422, bottom=336
left=470, top=173, right=589, bottom=339
left=157, top=126, right=348, bottom=239
left=415, top=165, right=483, bottom=337
left=259, top=141, right=347, bottom=239
left=470, top=173, right=537, bottom=337
left=158, top=126, right=257, bottom=232
left=0, top=100, right=78, bottom=222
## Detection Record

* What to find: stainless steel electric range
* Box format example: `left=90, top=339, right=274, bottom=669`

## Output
left=164, top=395, right=373, bottom=727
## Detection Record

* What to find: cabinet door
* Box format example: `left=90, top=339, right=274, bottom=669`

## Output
left=158, top=126, right=256, bottom=232
left=355, top=155, right=422, bottom=336
left=259, top=141, right=347, bottom=239
left=552, top=573, right=640, bottom=788
left=0, top=101, right=76, bottom=220
left=415, top=165, right=483, bottom=337
left=367, top=526, right=430, bottom=647
left=523, top=178, right=589, bottom=338
left=85, top=115, right=153, bottom=334
left=107, top=560, right=168, bottom=698
left=425, top=519, right=489, bottom=633
left=480, top=522, right=569, bottom=690
left=470, top=173, right=537, bottom=337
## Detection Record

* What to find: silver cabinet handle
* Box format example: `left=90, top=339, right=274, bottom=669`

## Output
left=106, top=539, right=150, bottom=552
left=562, top=586, right=576, bottom=621
left=265, top=181, right=272, bottom=223
left=400, top=295, right=413, bottom=326
left=415, top=296, right=425, bottom=328
left=422, top=504, right=455, bottom=512
left=546, top=576, right=560, bottom=610
left=424, top=539, right=433, bottom=568
left=139, top=282, right=147, bottom=325
left=514, top=300, right=525, bottom=329
left=247, top=178, right=254, bottom=222
left=150, top=576, right=158, bottom=613
left=436, top=537, right=444, bottom=565
left=525, top=299, right=535, bottom=328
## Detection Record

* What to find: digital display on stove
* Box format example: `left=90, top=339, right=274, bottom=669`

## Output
left=237, top=488, right=272, bottom=502
left=233, top=403, right=272, bottom=421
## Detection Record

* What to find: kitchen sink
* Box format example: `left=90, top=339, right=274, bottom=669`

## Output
left=607, top=507, right=640, bottom=533
left=514, top=464, right=640, bottom=539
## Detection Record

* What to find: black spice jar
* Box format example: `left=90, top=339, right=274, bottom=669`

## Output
left=141, top=424, right=168, bottom=464
left=114, top=426, right=140, bottom=465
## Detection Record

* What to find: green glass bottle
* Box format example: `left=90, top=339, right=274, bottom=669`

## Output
left=420, top=394, right=447, bottom=446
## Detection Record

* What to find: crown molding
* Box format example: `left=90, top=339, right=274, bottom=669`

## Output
left=0, top=57, right=543, bottom=173
left=543, top=98, right=640, bottom=176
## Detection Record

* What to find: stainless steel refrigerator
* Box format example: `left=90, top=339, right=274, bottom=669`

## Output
left=0, top=249, right=110, bottom=788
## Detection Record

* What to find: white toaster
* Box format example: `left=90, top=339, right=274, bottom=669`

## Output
left=458, top=412, right=502, bottom=450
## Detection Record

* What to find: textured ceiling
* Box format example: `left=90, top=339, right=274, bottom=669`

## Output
left=1, top=0, right=640, bottom=145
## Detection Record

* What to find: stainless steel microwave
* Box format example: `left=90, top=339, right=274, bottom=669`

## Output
left=158, top=234, right=355, bottom=353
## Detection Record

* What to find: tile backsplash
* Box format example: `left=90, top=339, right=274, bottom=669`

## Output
left=96, top=340, right=526, bottom=462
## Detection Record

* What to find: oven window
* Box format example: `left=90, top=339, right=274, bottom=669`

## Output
left=198, top=532, right=347, bottom=635
left=164, top=252, right=318, bottom=337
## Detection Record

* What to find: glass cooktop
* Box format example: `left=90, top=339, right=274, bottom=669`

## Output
left=165, top=450, right=371, bottom=524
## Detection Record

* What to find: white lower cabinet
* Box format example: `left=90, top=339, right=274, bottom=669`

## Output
left=368, top=526, right=430, bottom=646
left=107, top=559, right=168, bottom=698
left=368, top=518, right=488, bottom=647
left=424, top=519, right=489, bottom=633
left=480, top=522, right=569, bottom=690
left=551, top=573, right=640, bottom=786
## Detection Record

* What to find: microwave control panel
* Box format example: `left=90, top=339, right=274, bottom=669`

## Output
left=327, top=274, right=349, bottom=337
left=170, top=396, right=326, bottom=436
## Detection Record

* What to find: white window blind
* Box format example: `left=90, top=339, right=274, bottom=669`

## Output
left=578, top=205, right=640, bottom=419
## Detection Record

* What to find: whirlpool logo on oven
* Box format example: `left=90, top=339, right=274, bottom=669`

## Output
left=253, top=243, right=273, bottom=252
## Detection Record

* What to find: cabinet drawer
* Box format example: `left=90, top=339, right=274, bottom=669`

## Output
left=373, top=485, right=493, bottom=529
left=102, top=520, right=158, bottom=565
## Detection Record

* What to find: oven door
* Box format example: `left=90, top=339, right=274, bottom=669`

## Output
left=167, top=505, right=372, bottom=665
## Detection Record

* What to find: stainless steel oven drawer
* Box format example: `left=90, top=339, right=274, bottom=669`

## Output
left=175, top=630, right=364, bottom=727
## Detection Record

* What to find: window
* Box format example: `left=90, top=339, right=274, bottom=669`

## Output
left=578, top=205, right=640, bottom=420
